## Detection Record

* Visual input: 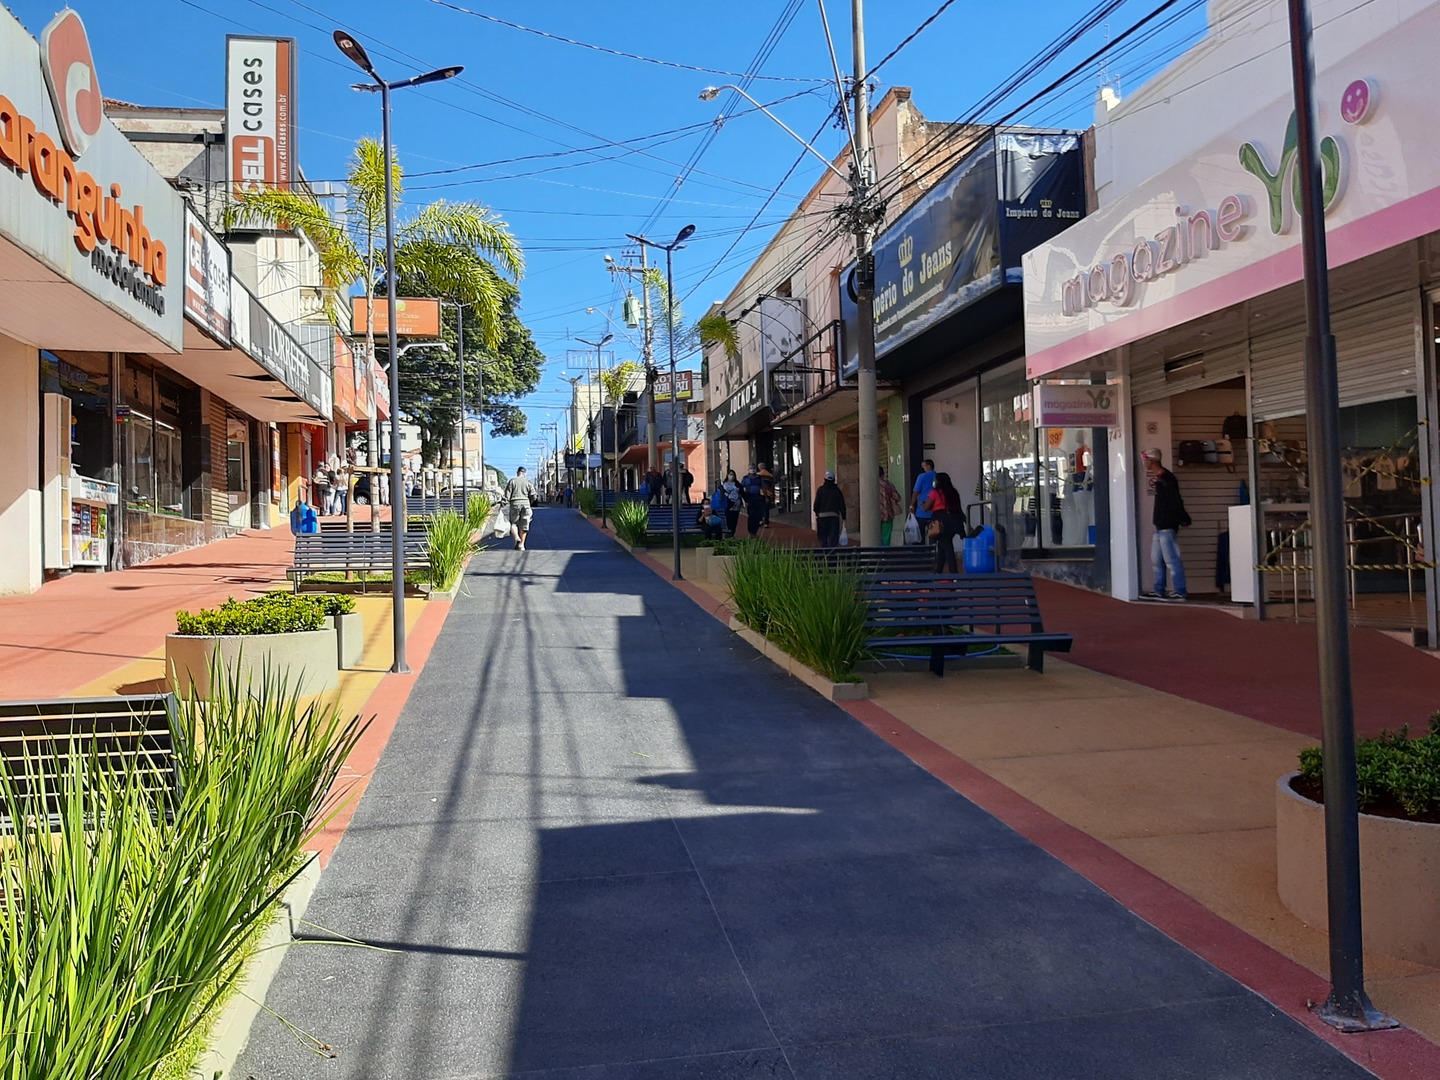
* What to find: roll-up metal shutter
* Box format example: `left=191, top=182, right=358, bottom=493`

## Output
left=1250, top=323, right=1306, bottom=420
left=1334, top=290, right=1420, bottom=406
left=1252, top=292, right=1418, bottom=420
left=1130, top=341, right=1248, bottom=406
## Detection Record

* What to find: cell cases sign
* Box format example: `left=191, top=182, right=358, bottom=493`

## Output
left=184, top=207, right=231, bottom=345
left=226, top=36, right=296, bottom=197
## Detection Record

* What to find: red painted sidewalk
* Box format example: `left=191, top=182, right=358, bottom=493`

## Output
left=1033, top=579, right=1439, bottom=738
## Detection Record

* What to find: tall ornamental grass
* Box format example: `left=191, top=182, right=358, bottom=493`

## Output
left=612, top=499, right=650, bottom=546
left=0, top=665, right=366, bottom=1079
left=575, top=487, right=599, bottom=516
left=465, top=492, right=493, bottom=533
left=726, top=545, right=869, bottom=681
left=426, top=509, right=475, bottom=591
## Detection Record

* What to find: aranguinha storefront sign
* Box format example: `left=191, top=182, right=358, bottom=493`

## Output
left=0, top=7, right=183, bottom=350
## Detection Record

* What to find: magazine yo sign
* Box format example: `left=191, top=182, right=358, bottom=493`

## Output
left=1032, top=384, right=1119, bottom=428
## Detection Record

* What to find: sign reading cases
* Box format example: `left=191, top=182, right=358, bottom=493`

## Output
left=226, top=36, right=296, bottom=198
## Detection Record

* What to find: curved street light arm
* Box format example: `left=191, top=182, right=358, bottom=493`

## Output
left=700, top=84, right=850, bottom=186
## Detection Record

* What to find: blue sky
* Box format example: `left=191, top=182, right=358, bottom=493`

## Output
left=6, top=0, right=1209, bottom=473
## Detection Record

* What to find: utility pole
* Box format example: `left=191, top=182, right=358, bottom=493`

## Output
left=606, top=249, right=658, bottom=472
left=851, top=0, right=880, bottom=547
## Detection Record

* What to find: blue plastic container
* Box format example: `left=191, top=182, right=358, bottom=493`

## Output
left=963, top=525, right=996, bottom=574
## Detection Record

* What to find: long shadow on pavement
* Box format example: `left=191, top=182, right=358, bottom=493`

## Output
left=236, top=508, right=1372, bottom=1079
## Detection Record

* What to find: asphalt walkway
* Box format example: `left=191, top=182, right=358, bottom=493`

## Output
left=238, top=509, right=1380, bottom=1079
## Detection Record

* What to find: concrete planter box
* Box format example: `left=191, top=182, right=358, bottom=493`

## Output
left=1276, top=772, right=1440, bottom=965
left=322, top=611, right=365, bottom=668
left=694, top=547, right=714, bottom=578
left=728, top=617, right=869, bottom=702
left=708, top=554, right=736, bottom=588
left=165, top=628, right=339, bottom=699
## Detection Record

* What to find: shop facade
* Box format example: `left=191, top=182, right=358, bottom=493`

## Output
left=1023, top=0, right=1440, bottom=642
left=830, top=129, right=1091, bottom=576
left=0, top=9, right=331, bottom=591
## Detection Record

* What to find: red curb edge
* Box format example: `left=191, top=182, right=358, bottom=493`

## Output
left=310, top=597, right=454, bottom=868
left=835, top=700, right=1440, bottom=1079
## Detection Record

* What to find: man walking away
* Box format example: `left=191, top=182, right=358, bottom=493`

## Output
left=813, top=470, right=846, bottom=549
left=909, top=459, right=936, bottom=545
left=1142, top=448, right=1190, bottom=601
left=504, top=466, right=540, bottom=551
left=878, top=466, right=902, bottom=546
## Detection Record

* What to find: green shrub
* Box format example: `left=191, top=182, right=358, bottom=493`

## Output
left=426, top=510, right=475, bottom=591
left=710, top=536, right=766, bottom=557
left=612, top=499, right=650, bottom=545
left=1298, top=714, right=1440, bottom=820
left=576, top=487, right=599, bottom=516
left=306, top=592, right=356, bottom=617
left=176, top=594, right=326, bottom=636
left=726, top=545, right=869, bottom=680
left=0, top=662, right=366, bottom=1079
left=466, top=492, right=493, bottom=532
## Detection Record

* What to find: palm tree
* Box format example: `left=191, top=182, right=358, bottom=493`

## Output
left=222, top=138, right=524, bottom=459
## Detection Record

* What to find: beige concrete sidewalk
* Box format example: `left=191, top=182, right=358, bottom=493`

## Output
left=671, top=546, right=1440, bottom=1045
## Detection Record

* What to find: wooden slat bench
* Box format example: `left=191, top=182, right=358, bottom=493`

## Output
left=863, top=572, right=1073, bottom=676
left=0, top=695, right=178, bottom=827
left=317, top=519, right=393, bottom=534
left=288, top=531, right=431, bottom=592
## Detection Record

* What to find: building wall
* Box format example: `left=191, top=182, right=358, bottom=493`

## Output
left=0, top=334, right=42, bottom=594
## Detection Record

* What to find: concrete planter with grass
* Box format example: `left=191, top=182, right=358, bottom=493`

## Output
left=322, top=611, right=365, bottom=668
left=695, top=546, right=713, bottom=578
left=165, top=629, right=339, bottom=699
left=729, top=616, right=868, bottom=702
left=707, top=553, right=736, bottom=587
left=1275, top=772, right=1440, bottom=964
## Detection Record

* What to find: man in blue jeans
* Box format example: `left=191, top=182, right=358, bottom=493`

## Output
left=1142, top=448, right=1190, bottom=601
left=908, top=459, right=936, bottom=544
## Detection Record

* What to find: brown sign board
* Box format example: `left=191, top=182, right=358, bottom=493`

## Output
left=350, top=297, right=442, bottom=338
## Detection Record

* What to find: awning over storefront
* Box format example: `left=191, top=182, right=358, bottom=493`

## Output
left=164, top=276, right=330, bottom=424
left=616, top=439, right=702, bottom=467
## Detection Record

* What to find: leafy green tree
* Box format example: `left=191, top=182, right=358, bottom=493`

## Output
left=399, top=292, right=543, bottom=465
left=222, top=138, right=528, bottom=462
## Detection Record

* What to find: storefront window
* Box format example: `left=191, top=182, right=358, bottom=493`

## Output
left=978, top=363, right=1096, bottom=553
left=40, top=351, right=112, bottom=482
left=123, top=362, right=186, bottom=517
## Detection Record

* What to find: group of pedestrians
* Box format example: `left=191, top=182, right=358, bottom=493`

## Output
left=809, top=458, right=978, bottom=573
left=700, top=464, right=776, bottom=540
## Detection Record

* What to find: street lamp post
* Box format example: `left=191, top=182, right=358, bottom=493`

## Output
left=577, top=333, right=613, bottom=527
left=334, top=29, right=461, bottom=674
left=626, top=225, right=696, bottom=581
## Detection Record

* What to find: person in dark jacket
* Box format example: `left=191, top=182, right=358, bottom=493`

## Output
left=813, top=470, right=847, bottom=549
left=741, top=465, right=766, bottom=537
left=1142, top=448, right=1189, bottom=601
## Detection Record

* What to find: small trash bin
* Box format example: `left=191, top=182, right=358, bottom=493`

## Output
left=964, top=525, right=996, bottom=574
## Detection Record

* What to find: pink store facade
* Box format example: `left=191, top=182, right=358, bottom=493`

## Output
left=1022, top=0, right=1440, bottom=643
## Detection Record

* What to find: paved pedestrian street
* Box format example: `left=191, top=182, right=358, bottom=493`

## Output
left=238, top=510, right=1375, bottom=1079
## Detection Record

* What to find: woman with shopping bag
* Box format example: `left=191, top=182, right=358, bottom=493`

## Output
left=922, top=472, right=967, bottom=573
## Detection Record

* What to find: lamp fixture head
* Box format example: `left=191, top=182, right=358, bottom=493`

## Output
left=699, top=87, right=720, bottom=101
left=333, top=30, right=376, bottom=77
left=673, top=224, right=697, bottom=247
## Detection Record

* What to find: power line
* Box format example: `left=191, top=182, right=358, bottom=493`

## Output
left=423, top=0, right=828, bottom=82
